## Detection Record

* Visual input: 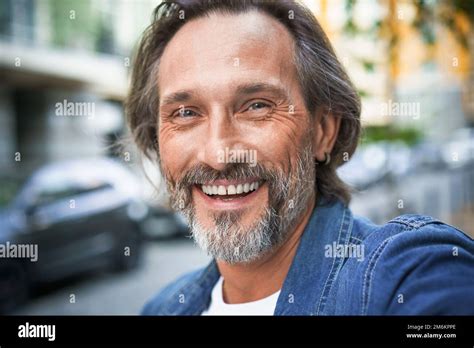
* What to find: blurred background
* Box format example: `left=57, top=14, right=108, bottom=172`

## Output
left=0, top=0, right=472, bottom=314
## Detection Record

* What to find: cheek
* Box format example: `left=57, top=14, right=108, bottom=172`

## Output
left=241, top=109, right=310, bottom=167
left=158, top=124, right=192, bottom=178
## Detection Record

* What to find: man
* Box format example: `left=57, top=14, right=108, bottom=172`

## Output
left=126, top=0, right=474, bottom=315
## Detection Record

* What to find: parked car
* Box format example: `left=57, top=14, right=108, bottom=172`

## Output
left=0, top=158, right=148, bottom=313
left=441, top=127, right=474, bottom=167
left=410, top=141, right=446, bottom=171
left=337, top=144, right=390, bottom=190
left=140, top=206, right=190, bottom=240
left=338, top=141, right=415, bottom=190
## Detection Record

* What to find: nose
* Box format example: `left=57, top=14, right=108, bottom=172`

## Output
left=196, top=107, right=243, bottom=171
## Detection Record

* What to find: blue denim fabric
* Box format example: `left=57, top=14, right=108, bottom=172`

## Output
left=141, top=199, right=474, bottom=315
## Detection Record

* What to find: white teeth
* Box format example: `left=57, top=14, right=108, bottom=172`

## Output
left=202, top=181, right=260, bottom=196
left=227, top=185, right=236, bottom=194
left=218, top=186, right=227, bottom=195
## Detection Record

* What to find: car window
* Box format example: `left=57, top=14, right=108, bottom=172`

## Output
left=34, top=182, right=113, bottom=207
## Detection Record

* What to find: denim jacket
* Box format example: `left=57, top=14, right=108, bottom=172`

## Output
left=141, top=199, right=474, bottom=315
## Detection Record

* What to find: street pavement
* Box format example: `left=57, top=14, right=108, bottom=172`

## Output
left=13, top=239, right=210, bottom=315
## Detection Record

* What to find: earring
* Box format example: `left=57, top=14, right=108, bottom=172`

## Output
left=316, top=152, right=331, bottom=165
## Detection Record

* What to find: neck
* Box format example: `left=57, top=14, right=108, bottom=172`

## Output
left=217, top=196, right=316, bottom=304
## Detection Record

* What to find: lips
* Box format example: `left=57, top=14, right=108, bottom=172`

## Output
left=192, top=178, right=265, bottom=210
left=201, top=181, right=260, bottom=196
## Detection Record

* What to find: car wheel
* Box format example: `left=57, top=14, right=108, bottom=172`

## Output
left=0, top=261, right=30, bottom=314
left=112, top=229, right=142, bottom=272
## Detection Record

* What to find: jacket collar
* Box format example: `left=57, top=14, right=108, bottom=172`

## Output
left=275, top=198, right=353, bottom=315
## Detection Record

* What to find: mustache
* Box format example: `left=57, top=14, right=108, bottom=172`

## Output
left=165, top=162, right=290, bottom=212
left=173, top=162, right=278, bottom=189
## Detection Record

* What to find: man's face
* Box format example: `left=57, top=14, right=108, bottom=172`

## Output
left=157, top=11, right=316, bottom=263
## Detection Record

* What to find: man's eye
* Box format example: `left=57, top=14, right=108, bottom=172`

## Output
left=247, top=102, right=271, bottom=111
left=175, top=108, right=198, bottom=118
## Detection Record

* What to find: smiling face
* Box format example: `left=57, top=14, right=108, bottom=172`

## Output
left=157, top=11, right=317, bottom=263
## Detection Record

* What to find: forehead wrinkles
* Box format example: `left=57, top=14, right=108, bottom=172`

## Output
left=157, top=11, right=298, bottom=94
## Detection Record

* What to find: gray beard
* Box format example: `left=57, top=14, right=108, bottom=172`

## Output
left=177, top=146, right=315, bottom=264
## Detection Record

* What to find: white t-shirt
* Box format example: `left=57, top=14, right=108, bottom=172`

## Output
left=201, top=277, right=281, bottom=316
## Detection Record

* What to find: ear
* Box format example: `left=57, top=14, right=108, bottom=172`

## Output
left=312, top=107, right=341, bottom=161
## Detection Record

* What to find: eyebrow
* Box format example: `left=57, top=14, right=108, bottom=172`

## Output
left=160, top=91, right=194, bottom=107
left=160, top=82, right=291, bottom=107
left=235, top=82, right=291, bottom=101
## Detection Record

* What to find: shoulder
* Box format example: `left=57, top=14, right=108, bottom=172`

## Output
left=140, top=267, right=207, bottom=315
left=365, top=213, right=473, bottom=254
left=351, top=213, right=473, bottom=252
left=348, top=214, right=474, bottom=314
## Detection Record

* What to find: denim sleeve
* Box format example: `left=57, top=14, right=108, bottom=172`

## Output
left=140, top=268, right=203, bottom=315
left=363, top=221, right=474, bottom=315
